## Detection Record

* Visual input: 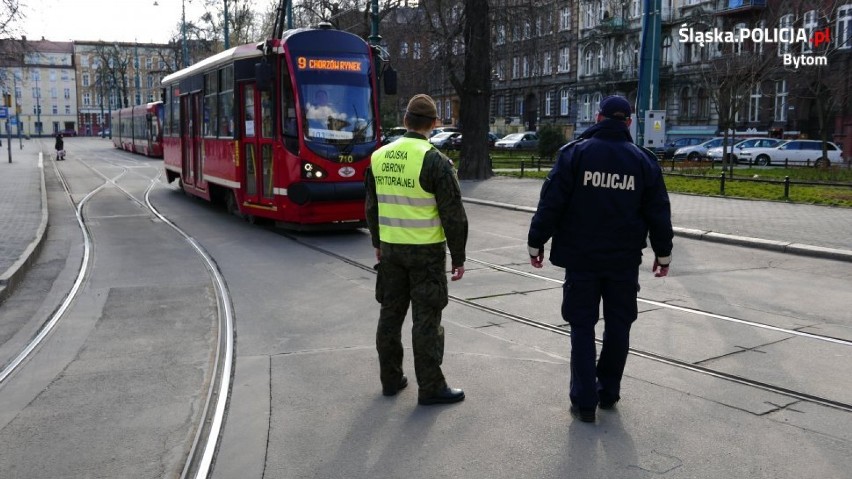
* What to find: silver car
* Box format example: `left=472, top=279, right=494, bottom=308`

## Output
left=494, top=132, right=539, bottom=149
left=673, top=137, right=732, bottom=161
left=706, top=138, right=784, bottom=163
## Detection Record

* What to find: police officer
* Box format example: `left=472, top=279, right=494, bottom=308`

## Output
left=527, top=95, right=673, bottom=422
left=365, top=94, right=468, bottom=405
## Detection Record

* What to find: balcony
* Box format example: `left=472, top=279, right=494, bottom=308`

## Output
left=716, top=0, right=767, bottom=16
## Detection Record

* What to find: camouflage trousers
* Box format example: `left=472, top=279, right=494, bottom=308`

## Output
left=375, top=242, right=449, bottom=395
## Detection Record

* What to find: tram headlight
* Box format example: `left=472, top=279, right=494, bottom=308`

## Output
left=301, top=161, right=328, bottom=179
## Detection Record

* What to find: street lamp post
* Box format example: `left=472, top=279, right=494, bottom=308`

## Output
left=99, top=68, right=106, bottom=138
left=34, top=74, right=42, bottom=136
left=224, top=0, right=230, bottom=49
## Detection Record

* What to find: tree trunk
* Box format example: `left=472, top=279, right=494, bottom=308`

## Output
left=456, top=0, right=492, bottom=181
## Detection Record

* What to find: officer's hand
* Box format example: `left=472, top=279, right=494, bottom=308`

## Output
left=528, top=246, right=544, bottom=269
left=375, top=247, right=382, bottom=262
left=653, top=258, right=670, bottom=277
left=451, top=265, right=465, bottom=281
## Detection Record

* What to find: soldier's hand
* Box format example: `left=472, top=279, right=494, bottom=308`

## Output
left=451, top=265, right=465, bottom=281
left=653, top=257, right=670, bottom=277
left=375, top=247, right=382, bottom=262
left=528, top=245, right=544, bottom=269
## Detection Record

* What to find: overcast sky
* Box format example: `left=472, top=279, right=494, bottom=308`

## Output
left=19, top=0, right=211, bottom=44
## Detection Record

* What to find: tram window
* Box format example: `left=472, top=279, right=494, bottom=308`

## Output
left=244, top=85, right=255, bottom=137
left=261, top=90, right=273, bottom=138
left=204, top=72, right=217, bottom=137
left=171, top=85, right=180, bottom=137
left=218, top=66, right=234, bottom=137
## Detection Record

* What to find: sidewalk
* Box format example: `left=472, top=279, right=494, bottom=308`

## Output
left=0, top=137, right=48, bottom=303
left=461, top=176, right=852, bottom=262
left=1, top=150, right=852, bottom=303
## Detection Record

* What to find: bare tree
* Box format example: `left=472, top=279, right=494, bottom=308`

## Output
left=0, top=0, right=25, bottom=38
left=420, top=0, right=492, bottom=180
left=786, top=0, right=850, bottom=164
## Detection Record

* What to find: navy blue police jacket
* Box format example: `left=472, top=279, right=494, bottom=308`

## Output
left=528, top=119, right=673, bottom=271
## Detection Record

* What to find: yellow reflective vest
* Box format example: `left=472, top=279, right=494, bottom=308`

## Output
left=372, top=137, right=446, bottom=244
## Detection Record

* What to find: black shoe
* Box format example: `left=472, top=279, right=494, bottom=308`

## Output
left=598, top=392, right=619, bottom=410
left=418, top=386, right=465, bottom=405
left=570, top=405, right=596, bottom=422
left=382, top=375, right=408, bottom=397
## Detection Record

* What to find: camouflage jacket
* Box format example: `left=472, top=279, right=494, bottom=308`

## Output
left=365, top=132, right=468, bottom=267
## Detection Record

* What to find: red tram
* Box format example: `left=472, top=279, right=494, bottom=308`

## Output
left=160, top=25, right=390, bottom=228
left=112, top=102, right=164, bottom=157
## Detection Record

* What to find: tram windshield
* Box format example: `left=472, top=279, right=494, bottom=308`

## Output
left=293, top=53, right=376, bottom=146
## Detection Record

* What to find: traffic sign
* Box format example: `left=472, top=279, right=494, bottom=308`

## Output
left=0, top=106, right=7, bottom=119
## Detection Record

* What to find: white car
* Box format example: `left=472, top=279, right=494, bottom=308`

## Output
left=738, top=139, right=843, bottom=167
left=706, top=138, right=784, bottom=163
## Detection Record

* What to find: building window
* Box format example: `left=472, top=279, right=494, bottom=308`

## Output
left=512, top=57, right=519, bottom=79
left=558, top=47, right=570, bottom=72
left=413, top=42, right=421, bottom=60
left=748, top=86, right=761, bottom=122
left=774, top=80, right=788, bottom=121
left=51, top=87, right=58, bottom=98
left=83, top=74, right=89, bottom=87
left=581, top=94, right=591, bottom=121
left=802, top=10, right=818, bottom=53
left=662, top=36, right=671, bottom=65
left=146, top=58, right=153, bottom=70
left=631, top=0, right=641, bottom=17
left=838, top=5, right=852, bottom=49
left=65, top=105, right=71, bottom=115
left=697, top=88, right=709, bottom=119
left=517, top=95, right=524, bottom=116
left=400, top=41, right=409, bottom=59
left=83, top=93, right=91, bottom=106
left=81, top=56, right=89, bottom=67
left=614, top=43, right=625, bottom=71
left=734, top=23, right=747, bottom=55
left=523, top=56, right=530, bottom=77
left=52, top=104, right=58, bottom=114
left=545, top=91, right=553, bottom=116
left=496, top=25, right=506, bottom=45
left=560, top=6, right=571, bottom=31
left=543, top=51, right=552, bottom=75
left=779, top=14, right=793, bottom=56
left=560, top=89, right=570, bottom=116
left=680, top=87, right=691, bottom=119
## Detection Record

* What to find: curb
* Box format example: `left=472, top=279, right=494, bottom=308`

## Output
left=462, top=197, right=852, bottom=263
left=0, top=152, right=49, bottom=304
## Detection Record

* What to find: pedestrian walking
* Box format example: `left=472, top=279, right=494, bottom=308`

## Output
left=54, top=133, right=65, bottom=161
left=365, top=93, right=469, bottom=406
left=527, top=95, right=673, bottom=422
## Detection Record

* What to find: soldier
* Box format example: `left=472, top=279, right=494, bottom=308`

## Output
left=365, top=94, right=468, bottom=405
left=527, top=95, right=673, bottom=422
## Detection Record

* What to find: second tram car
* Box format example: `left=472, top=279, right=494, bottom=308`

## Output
left=160, top=25, right=387, bottom=228
left=112, top=102, right=165, bottom=158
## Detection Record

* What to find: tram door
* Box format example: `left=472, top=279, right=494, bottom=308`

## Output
left=241, top=83, right=275, bottom=206
left=180, top=92, right=203, bottom=188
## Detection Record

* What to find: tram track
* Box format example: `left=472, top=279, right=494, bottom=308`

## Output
left=76, top=155, right=236, bottom=479
left=1, top=152, right=234, bottom=479
left=279, top=231, right=852, bottom=414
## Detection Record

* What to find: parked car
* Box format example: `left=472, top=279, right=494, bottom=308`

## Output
left=61, top=128, right=78, bottom=137
left=495, top=132, right=539, bottom=149
left=673, top=137, right=732, bottom=161
left=429, top=131, right=461, bottom=148
left=429, top=126, right=460, bottom=138
left=705, top=138, right=784, bottom=163
left=447, top=132, right=500, bottom=150
left=655, top=137, right=704, bottom=159
left=381, top=127, right=406, bottom=145
left=737, top=139, right=843, bottom=167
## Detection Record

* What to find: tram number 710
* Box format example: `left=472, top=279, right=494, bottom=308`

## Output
left=338, top=154, right=354, bottom=163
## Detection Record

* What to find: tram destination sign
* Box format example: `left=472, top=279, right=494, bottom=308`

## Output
left=0, top=106, right=7, bottom=119
left=296, top=56, right=365, bottom=72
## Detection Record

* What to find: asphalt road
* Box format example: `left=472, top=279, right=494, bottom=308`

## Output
left=0, top=140, right=850, bottom=478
